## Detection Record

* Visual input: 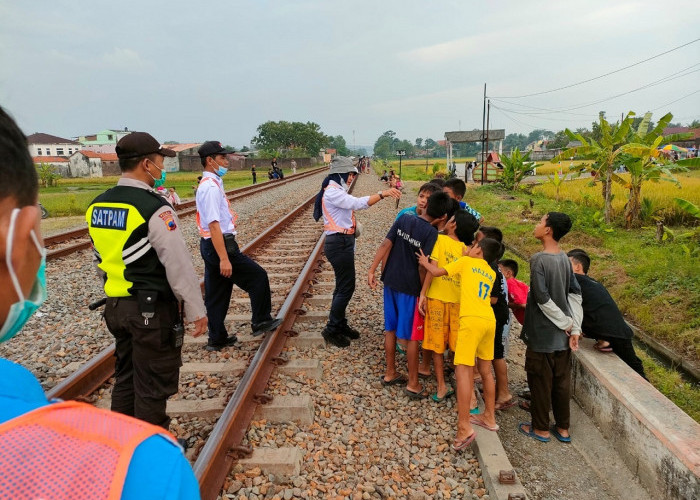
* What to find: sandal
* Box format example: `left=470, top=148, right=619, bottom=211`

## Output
left=551, top=426, right=572, bottom=443
left=405, top=386, right=428, bottom=400
left=380, top=374, right=407, bottom=386
left=470, top=415, right=499, bottom=432
left=518, top=400, right=530, bottom=411
left=495, top=398, right=517, bottom=411
left=452, top=432, right=476, bottom=451
left=431, top=387, right=455, bottom=402
left=518, top=422, right=550, bottom=442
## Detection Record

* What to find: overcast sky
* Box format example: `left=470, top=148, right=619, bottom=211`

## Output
left=1, top=1, right=698, bottom=149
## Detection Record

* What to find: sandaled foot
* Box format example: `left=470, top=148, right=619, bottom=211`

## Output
left=518, top=422, right=550, bottom=442
left=495, top=398, right=516, bottom=411
left=381, top=374, right=407, bottom=386
left=470, top=415, right=499, bottom=431
left=405, top=386, right=428, bottom=399
left=452, top=432, right=476, bottom=451
left=551, top=426, right=571, bottom=443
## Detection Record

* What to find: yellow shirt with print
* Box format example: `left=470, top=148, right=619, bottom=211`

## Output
left=426, top=234, right=466, bottom=303
left=443, top=256, right=496, bottom=320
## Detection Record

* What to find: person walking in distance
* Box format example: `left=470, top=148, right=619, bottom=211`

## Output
left=313, top=156, right=401, bottom=347
left=291, top=159, right=297, bottom=174
left=196, top=141, right=282, bottom=351
left=251, top=164, right=257, bottom=184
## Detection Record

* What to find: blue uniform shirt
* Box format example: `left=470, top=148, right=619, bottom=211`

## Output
left=0, top=358, right=200, bottom=500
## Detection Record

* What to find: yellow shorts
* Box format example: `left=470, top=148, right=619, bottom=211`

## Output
left=423, top=298, right=460, bottom=354
left=453, top=316, right=496, bottom=366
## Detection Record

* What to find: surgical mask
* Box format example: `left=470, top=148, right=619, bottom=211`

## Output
left=0, top=208, right=47, bottom=343
left=213, top=160, right=228, bottom=177
left=147, top=160, right=167, bottom=188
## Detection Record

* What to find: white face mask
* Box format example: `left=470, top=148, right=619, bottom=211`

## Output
left=0, top=208, right=47, bottom=342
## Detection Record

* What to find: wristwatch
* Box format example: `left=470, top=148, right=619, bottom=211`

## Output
left=377, top=191, right=385, bottom=199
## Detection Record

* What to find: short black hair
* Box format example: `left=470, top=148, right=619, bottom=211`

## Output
left=499, top=259, right=519, bottom=277
left=0, top=107, right=38, bottom=207
left=425, top=191, right=452, bottom=219
left=479, top=226, right=503, bottom=242
left=444, top=178, right=467, bottom=198
left=454, top=209, right=480, bottom=245
left=120, top=153, right=158, bottom=172
left=546, top=212, right=572, bottom=241
left=445, top=197, right=460, bottom=221
left=567, top=248, right=590, bottom=274
left=429, top=177, right=446, bottom=187
left=478, top=237, right=502, bottom=265
left=418, top=182, right=441, bottom=196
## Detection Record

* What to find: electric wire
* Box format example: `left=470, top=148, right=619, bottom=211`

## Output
left=488, top=38, right=700, bottom=99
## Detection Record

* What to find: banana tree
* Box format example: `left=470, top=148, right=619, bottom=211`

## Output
left=553, top=112, right=635, bottom=223
left=499, top=148, right=541, bottom=191
left=615, top=112, right=694, bottom=228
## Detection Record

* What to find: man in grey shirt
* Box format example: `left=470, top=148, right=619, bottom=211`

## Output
left=519, top=212, right=582, bottom=444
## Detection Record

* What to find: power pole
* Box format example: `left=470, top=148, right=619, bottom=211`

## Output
left=481, top=83, right=486, bottom=185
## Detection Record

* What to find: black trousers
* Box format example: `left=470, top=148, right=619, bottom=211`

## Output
left=323, top=233, right=356, bottom=331
left=525, top=348, right=572, bottom=432
left=603, top=336, right=647, bottom=379
left=200, top=236, right=273, bottom=343
left=104, top=297, right=181, bottom=429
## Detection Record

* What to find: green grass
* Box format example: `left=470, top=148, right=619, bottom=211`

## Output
left=39, top=168, right=315, bottom=217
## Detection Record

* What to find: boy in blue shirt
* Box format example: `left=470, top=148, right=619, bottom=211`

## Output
left=369, top=192, right=451, bottom=398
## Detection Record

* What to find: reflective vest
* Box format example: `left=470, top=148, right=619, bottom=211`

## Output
left=322, top=184, right=355, bottom=234
left=86, top=186, right=174, bottom=299
left=195, top=177, right=238, bottom=238
left=0, top=400, right=175, bottom=500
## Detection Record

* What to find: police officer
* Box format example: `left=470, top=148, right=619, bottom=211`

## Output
left=0, top=109, right=200, bottom=499
left=313, top=156, right=401, bottom=347
left=86, top=132, right=207, bottom=430
left=195, top=141, right=282, bottom=351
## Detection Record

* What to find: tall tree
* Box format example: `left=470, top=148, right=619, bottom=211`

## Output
left=415, top=138, right=423, bottom=149
left=252, top=120, right=328, bottom=157
left=327, top=135, right=350, bottom=156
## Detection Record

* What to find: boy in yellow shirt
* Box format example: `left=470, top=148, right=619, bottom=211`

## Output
left=418, top=210, right=480, bottom=402
left=417, top=238, right=502, bottom=451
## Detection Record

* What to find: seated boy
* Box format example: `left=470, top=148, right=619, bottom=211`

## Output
left=368, top=192, right=451, bottom=398
left=418, top=209, right=480, bottom=401
left=417, top=238, right=503, bottom=450
left=396, top=182, right=441, bottom=221
left=443, top=178, right=482, bottom=222
left=499, top=259, right=528, bottom=326
left=567, top=249, right=647, bottom=379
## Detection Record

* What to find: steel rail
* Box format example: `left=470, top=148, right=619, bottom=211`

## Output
left=46, top=193, right=319, bottom=401
left=43, top=166, right=326, bottom=257
left=194, top=177, right=358, bottom=499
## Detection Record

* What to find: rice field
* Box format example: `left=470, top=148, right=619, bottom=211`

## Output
left=534, top=171, right=700, bottom=223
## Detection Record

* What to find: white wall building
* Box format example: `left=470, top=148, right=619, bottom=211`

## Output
left=27, top=133, right=83, bottom=157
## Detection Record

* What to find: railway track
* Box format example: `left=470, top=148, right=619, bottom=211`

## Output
left=44, top=167, right=326, bottom=261
left=46, top=177, right=355, bottom=499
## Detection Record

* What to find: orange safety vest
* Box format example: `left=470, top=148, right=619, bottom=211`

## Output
left=196, top=176, right=239, bottom=238
left=322, top=184, right=355, bottom=234
left=0, top=400, right=176, bottom=500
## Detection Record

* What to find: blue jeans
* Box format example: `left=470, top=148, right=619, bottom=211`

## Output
left=323, top=233, right=356, bottom=331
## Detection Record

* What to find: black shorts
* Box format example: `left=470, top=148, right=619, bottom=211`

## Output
left=493, top=321, right=510, bottom=360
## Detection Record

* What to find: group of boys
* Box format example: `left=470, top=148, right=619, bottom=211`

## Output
left=367, top=177, right=646, bottom=450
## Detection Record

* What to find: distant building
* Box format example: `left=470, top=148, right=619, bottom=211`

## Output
left=68, top=150, right=119, bottom=177
left=27, top=133, right=82, bottom=158
left=160, top=143, right=202, bottom=172
left=77, top=128, right=131, bottom=146
left=662, top=127, right=700, bottom=149
left=32, top=156, right=70, bottom=177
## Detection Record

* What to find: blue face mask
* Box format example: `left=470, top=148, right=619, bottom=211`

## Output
left=0, top=208, right=47, bottom=343
left=214, top=161, right=228, bottom=177
left=147, top=160, right=167, bottom=188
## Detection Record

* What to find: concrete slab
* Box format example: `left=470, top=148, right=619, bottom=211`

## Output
left=306, top=294, right=333, bottom=305
left=572, top=338, right=700, bottom=500
left=286, top=332, right=325, bottom=349
left=238, top=447, right=303, bottom=480
left=471, top=426, right=528, bottom=500
left=253, top=394, right=314, bottom=426
left=291, top=311, right=328, bottom=324
left=180, top=361, right=246, bottom=374
left=278, top=359, right=322, bottom=379
left=167, top=397, right=226, bottom=417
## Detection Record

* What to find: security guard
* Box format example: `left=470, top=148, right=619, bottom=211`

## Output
left=0, top=109, right=200, bottom=499
left=86, top=132, right=207, bottom=430
left=195, top=141, right=282, bottom=351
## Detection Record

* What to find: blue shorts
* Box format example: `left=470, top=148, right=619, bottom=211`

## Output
left=383, top=287, right=418, bottom=341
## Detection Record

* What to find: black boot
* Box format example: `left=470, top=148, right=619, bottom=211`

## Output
left=341, top=323, right=360, bottom=340
left=322, top=325, right=350, bottom=347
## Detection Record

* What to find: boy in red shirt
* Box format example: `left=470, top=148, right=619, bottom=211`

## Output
left=499, top=259, right=528, bottom=326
